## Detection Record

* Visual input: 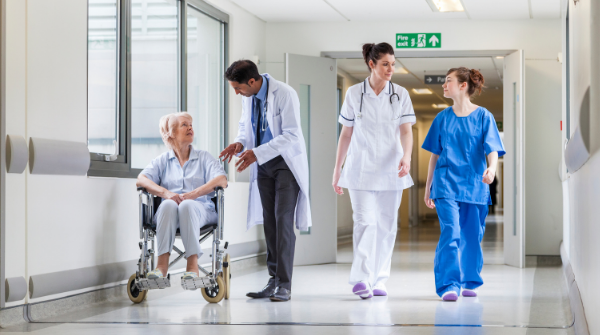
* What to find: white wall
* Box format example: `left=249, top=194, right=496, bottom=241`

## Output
left=4, top=0, right=266, bottom=306
left=563, top=0, right=600, bottom=332
left=265, top=19, right=560, bottom=63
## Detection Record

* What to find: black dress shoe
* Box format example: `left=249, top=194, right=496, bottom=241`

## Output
left=269, top=287, right=291, bottom=302
left=246, top=279, right=277, bottom=299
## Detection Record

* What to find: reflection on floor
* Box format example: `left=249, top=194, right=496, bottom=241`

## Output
left=1, top=214, right=574, bottom=334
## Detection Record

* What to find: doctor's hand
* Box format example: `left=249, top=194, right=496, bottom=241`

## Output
left=236, top=150, right=257, bottom=172
left=219, top=142, right=244, bottom=163
left=398, top=157, right=411, bottom=178
left=332, top=170, right=343, bottom=195
left=482, top=168, right=496, bottom=185
left=424, top=190, right=436, bottom=209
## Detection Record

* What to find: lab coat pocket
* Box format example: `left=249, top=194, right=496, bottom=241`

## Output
left=286, top=144, right=303, bottom=158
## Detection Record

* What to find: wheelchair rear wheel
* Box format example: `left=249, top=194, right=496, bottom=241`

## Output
left=127, top=273, right=147, bottom=303
left=201, top=275, right=225, bottom=303
left=223, top=253, right=231, bottom=299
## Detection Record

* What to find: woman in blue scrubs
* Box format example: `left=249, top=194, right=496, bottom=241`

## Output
left=422, top=67, right=505, bottom=301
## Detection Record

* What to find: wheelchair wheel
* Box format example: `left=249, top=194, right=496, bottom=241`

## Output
left=223, top=253, right=231, bottom=299
left=127, top=273, right=147, bottom=303
left=201, top=275, right=225, bottom=303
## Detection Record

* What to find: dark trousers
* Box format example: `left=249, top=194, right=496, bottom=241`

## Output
left=257, top=155, right=300, bottom=290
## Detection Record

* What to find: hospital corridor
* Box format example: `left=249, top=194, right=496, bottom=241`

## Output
left=0, top=0, right=596, bottom=334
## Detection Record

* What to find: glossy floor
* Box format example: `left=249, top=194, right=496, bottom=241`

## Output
left=1, top=215, right=574, bottom=334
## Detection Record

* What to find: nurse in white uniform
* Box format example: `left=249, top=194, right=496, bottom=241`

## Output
left=332, top=42, right=416, bottom=299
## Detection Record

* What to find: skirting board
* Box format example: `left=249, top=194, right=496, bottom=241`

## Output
left=560, top=242, right=590, bottom=335
left=28, top=239, right=266, bottom=299
left=0, top=253, right=267, bottom=328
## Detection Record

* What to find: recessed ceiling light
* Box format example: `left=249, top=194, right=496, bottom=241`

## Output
left=413, top=88, right=433, bottom=95
left=432, top=104, right=449, bottom=108
left=425, top=0, right=465, bottom=12
left=395, top=67, right=408, bottom=74
left=496, top=56, right=504, bottom=59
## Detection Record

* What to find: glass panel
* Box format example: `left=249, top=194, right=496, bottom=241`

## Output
left=88, top=0, right=118, bottom=155
left=131, top=0, right=179, bottom=169
left=187, top=6, right=223, bottom=159
left=299, top=84, right=310, bottom=235
left=566, top=7, right=571, bottom=140
left=513, top=82, right=517, bottom=236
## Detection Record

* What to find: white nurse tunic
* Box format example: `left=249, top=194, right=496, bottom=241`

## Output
left=338, top=78, right=417, bottom=289
left=338, top=79, right=416, bottom=191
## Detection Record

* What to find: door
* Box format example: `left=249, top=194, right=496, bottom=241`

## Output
left=285, top=53, right=337, bottom=265
left=503, top=50, right=525, bottom=268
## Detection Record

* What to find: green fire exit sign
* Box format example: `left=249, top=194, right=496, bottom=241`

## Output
left=396, top=33, right=441, bottom=48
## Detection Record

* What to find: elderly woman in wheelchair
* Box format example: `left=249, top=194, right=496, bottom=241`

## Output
left=132, top=112, right=228, bottom=302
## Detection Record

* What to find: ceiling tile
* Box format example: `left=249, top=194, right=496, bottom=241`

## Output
left=461, top=0, right=530, bottom=19
left=530, top=0, right=561, bottom=19
left=229, top=0, right=347, bottom=22
left=326, top=0, right=467, bottom=21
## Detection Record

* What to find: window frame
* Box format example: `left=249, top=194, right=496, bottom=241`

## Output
left=87, top=0, right=229, bottom=178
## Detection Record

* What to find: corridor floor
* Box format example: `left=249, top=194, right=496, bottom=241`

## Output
left=1, top=215, right=574, bottom=334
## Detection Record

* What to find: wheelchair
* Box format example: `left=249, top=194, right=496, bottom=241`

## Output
left=127, top=186, right=230, bottom=304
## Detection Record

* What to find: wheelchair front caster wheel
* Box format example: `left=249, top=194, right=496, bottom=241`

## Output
left=223, top=253, right=231, bottom=299
left=202, top=275, right=225, bottom=303
left=127, top=274, right=147, bottom=303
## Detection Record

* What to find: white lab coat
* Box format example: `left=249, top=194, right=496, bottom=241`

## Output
left=234, top=74, right=312, bottom=231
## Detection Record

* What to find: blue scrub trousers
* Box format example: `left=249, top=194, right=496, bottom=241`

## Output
left=434, top=198, right=488, bottom=297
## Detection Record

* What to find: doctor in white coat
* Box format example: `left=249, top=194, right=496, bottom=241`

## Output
left=220, top=60, right=311, bottom=302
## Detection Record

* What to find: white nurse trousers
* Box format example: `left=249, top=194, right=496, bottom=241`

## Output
left=348, top=190, right=402, bottom=287
left=154, top=199, right=217, bottom=259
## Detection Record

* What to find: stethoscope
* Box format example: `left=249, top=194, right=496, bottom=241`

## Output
left=252, top=76, right=269, bottom=132
left=356, top=79, right=402, bottom=120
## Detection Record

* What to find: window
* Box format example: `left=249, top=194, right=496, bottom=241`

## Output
left=87, top=0, right=228, bottom=177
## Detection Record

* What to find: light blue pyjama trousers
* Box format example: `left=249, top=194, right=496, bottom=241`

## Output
left=154, top=199, right=217, bottom=259
left=434, top=198, right=488, bottom=297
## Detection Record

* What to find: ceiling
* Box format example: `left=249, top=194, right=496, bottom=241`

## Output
left=337, top=57, right=504, bottom=118
left=230, top=0, right=560, bottom=22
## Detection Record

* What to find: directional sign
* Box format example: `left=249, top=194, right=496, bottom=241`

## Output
left=425, top=75, right=446, bottom=84
left=396, top=33, right=442, bottom=49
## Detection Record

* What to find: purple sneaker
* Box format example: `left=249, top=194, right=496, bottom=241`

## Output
left=462, top=288, right=477, bottom=297
left=352, top=282, right=372, bottom=299
left=372, top=284, right=387, bottom=296
left=442, top=291, right=459, bottom=301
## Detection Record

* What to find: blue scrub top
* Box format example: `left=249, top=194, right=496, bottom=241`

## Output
left=422, top=107, right=505, bottom=205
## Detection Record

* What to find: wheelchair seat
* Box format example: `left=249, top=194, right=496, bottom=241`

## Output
left=174, top=222, right=218, bottom=237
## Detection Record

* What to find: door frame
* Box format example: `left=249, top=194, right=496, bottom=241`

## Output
left=323, top=49, right=525, bottom=268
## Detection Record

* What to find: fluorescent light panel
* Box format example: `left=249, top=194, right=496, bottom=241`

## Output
left=425, top=0, right=465, bottom=12
left=395, top=67, right=408, bottom=74
left=432, top=104, right=449, bottom=108
left=413, top=88, right=433, bottom=95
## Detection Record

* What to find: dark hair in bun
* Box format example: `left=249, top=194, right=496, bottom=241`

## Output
left=447, top=67, right=485, bottom=96
left=362, top=42, right=395, bottom=72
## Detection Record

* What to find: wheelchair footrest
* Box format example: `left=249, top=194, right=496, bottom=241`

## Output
left=136, top=276, right=171, bottom=291
left=181, top=275, right=214, bottom=290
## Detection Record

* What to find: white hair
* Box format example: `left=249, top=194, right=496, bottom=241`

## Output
left=159, top=112, right=193, bottom=150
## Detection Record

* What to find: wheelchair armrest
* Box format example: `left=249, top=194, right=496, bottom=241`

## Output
left=137, top=187, right=147, bottom=192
